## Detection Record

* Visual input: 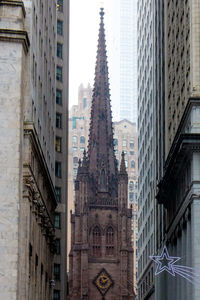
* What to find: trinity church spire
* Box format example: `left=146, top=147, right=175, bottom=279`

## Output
left=87, top=8, right=118, bottom=200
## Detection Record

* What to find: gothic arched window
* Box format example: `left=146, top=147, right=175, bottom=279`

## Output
left=106, top=227, right=114, bottom=256
left=93, top=226, right=101, bottom=256
left=100, top=169, right=106, bottom=189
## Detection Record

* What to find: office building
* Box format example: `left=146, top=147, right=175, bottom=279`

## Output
left=156, top=1, right=200, bottom=299
left=0, top=0, right=69, bottom=299
left=137, top=0, right=155, bottom=299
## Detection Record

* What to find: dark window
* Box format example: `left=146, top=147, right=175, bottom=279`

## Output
left=57, top=20, right=63, bottom=35
left=114, top=139, right=118, bottom=146
left=57, top=0, right=63, bottom=12
left=93, top=226, right=101, bottom=256
left=57, top=43, right=63, bottom=58
left=130, top=140, right=134, bottom=149
left=56, top=89, right=62, bottom=105
left=56, top=66, right=62, bottom=81
left=55, top=239, right=61, bottom=255
left=131, top=160, right=135, bottom=168
left=80, top=136, right=85, bottom=144
left=56, top=113, right=62, bottom=128
left=55, top=161, right=62, bottom=178
left=54, top=264, right=60, bottom=280
left=129, top=192, right=134, bottom=202
left=73, top=157, right=78, bottom=164
left=55, top=136, right=62, bottom=152
left=106, top=227, right=114, bottom=255
left=83, top=97, right=87, bottom=108
left=53, top=290, right=60, bottom=300
left=55, top=187, right=61, bottom=203
left=55, top=213, right=61, bottom=229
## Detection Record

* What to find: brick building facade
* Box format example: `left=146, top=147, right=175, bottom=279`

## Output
left=69, top=8, right=135, bottom=300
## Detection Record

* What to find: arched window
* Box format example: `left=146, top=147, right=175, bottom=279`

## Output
left=80, top=136, right=85, bottom=144
left=106, top=227, right=114, bottom=255
left=100, top=169, right=106, bottom=189
left=93, top=226, right=101, bottom=256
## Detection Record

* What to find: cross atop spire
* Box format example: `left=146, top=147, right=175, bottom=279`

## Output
left=87, top=8, right=118, bottom=202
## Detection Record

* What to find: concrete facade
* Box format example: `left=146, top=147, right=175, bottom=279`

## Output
left=0, top=0, right=69, bottom=299
left=155, top=1, right=200, bottom=299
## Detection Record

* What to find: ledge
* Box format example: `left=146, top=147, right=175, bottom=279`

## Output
left=24, top=122, right=57, bottom=208
left=157, top=98, right=200, bottom=206
left=0, top=0, right=26, bottom=16
left=0, top=29, right=30, bottom=53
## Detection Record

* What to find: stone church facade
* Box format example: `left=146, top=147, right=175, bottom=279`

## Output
left=69, top=8, right=135, bottom=300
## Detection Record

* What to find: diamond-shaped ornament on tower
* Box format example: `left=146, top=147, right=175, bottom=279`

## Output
left=93, top=268, right=114, bottom=297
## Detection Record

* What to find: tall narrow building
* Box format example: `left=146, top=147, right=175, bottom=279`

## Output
left=156, top=1, right=200, bottom=299
left=69, top=8, right=134, bottom=300
left=137, top=0, right=155, bottom=299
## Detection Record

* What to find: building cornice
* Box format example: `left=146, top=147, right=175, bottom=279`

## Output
left=0, top=0, right=26, bottom=15
left=157, top=98, right=200, bottom=206
left=24, top=122, right=57, bottom=208
left=0, top=29, right=30, bottom=53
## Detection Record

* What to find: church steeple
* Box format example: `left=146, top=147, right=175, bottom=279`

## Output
left=87, top=8, right=118, bottom=201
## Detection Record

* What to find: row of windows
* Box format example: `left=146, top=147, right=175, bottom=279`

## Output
left=114, top=139, right=135, bottom=148
left=72, top=135, right=85, bottom=144
left=92, top=226, right=115, bottom=257
left=115, top=150, right=135, bottom=156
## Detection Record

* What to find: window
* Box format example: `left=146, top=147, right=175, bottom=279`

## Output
left=53, top=290, right=60, bottom=300
left=57, top=20, right=63, bottom=35
left=72, top=136, right=77, bottom=144
left=57, top=43, right=63, bottom=58
left=55, top=187, right=61, bottom=203
left=130, top=140, right=134, bottom=149
left=73, top=168, right=78, bottom=177
left=114, top=139, right=118, bottom=146
left=73, top=157, right=78, bottom=164
left=55, top=161, right=62, bottom=178
left=54, top=263, right=60, bottom=280
left=55, top=136, right=62, bottom=152
left=80, top=136, right=85, bottom=144
left=55, top=213, right=61, bottom=229
left=93, top=226, right=101, bottom=256
left=56, top=89, right=62, bottom=105
left=114, top=149, right=118, bottom=154
left=129, top=181, right=134, bottom=191
left=56, top=66, right=62, bottom=81
left=55, top=239, right=61, bottom=255
left=57, top=0, right=63, bottom=12
left=56, top=113, right=62, bottom=128
left=72, top=146, right=77, bottom=152
left=106, top=227, right=114, bottom=255
left=131, top=160, right=136, bottom=168
left=130, top=151, right=134, bottom=155
left=83, top=97, right=87, bottom=108
left=72, top=117, right=76, bottom=129
left=129, top=192, right=134, bottom=202
left=123, top=140, right=127, bottom=147
left=80, top=147, right=85, bottom=152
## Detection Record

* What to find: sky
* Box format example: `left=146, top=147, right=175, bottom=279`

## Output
left=69, top=0, right=113, bottom=109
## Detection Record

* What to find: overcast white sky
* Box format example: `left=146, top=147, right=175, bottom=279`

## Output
left=69, top=0, right=113, bottom=109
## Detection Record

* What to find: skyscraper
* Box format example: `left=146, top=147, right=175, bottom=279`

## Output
left=69, top=8, right=134, bottom=300
left=156, top=1, right=200, bottom=299
left=0, top=0, right=69, bottom=299
left=137, top=0, right=155, bottom=299
left=54, top=0, right=69, bottom=299
left=106, top=0, right=137, bottom=123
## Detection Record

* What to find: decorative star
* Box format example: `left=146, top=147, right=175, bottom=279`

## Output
left=150, top=246, right=181, bottom=276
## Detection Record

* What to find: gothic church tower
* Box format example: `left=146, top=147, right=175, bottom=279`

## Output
left=69, top=8, right=134, bottom=300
